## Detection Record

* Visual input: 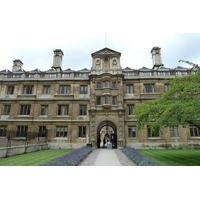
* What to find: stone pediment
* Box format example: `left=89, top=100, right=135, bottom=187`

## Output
left=91, top=48, right=121, bottom=57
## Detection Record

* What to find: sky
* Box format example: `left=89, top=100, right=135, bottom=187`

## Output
left=0, top=0, right=200, bottom=72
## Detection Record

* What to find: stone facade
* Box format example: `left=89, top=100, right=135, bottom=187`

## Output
left=0, top=47, right=199, bottom=149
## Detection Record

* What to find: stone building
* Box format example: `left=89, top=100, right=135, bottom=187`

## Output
left=0, top=47, right=199, bottom=149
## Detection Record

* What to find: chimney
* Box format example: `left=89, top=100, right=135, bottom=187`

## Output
left=52, top=49, right=64, bottom=72
left=151, top=47, right=164, bottom=69
left=12, top=59, right=23, bottom=72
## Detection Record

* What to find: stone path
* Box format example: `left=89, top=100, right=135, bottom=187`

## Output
left=79, top=149, right=137, bottom=166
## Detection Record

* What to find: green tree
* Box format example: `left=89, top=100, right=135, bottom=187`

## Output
left=134, top=61, right=200, bottom=133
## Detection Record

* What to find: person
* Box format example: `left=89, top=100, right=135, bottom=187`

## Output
left=103, top=137, right=106, bottom=148
left=97, top=136, right=101, bottom=148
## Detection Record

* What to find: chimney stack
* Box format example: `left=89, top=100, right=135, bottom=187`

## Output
left=151, top=47, right=164, bottom=69
left=52, top=49, right=64, bottom=71
left=12, top=59, right=23, bottom=72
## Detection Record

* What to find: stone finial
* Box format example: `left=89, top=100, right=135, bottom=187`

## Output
left=151, top=47, right=164, bottom=69
left=52, top=49, right=64, bottom=71
left=12, top=59, right=23, bottom=72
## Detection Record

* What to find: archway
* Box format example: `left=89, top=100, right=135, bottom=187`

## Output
left=97, top=121, right=117, bottom=149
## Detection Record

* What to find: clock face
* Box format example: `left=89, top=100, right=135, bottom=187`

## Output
left=112, top=59, right=117, bottom=65
left=96, top=59, right=101, bottom=65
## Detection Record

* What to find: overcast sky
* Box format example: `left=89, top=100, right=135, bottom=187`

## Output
left=1, top=0, right=200, bottom=72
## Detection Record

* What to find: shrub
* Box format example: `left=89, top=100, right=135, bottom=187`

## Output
left=41, top=146, right=92, bottom=166
left=122, top=146, right=157, bottom=166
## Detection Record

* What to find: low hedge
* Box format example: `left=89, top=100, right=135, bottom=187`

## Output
left=41, top=146, right=92, bottom=166
left=122, top=146, right=157, bottom=166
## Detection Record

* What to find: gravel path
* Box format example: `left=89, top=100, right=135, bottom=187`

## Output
left=79, top=149, right=137, bottom=166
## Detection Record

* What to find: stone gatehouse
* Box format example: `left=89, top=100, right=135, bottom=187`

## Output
left=0, top=47, right=199, bottom=149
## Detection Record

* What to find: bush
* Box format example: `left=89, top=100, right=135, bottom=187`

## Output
left=41, top=146, right=92, bottom=166
left=122, top=147, right=157, bottom=166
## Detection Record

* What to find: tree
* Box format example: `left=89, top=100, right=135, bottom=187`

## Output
left=134, top=61, right=200, bottom=133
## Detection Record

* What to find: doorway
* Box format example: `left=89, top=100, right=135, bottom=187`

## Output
left=97, top=121, right=117, bottom=149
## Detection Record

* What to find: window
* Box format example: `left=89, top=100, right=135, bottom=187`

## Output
left=20, top=105, right=31, bottom=115
left=190, top=125, right=200, bottom=137
left=3, top=105, right=11, bottom=115
left=165, top=84, right=171, bottom=92
left=43, top=86, right=50, bottom=94
left=112, top=82, right=117, bottom=89
left=80, top=86, right=87, bottom=94
left=58, top=105, right=69, bottom=115
left=103, top=96, right=110, bottom=104
left=7, top=86, right=14, bottom=94
left=0, top=126, right=7, bottom=137
left=23, top=85, right=33, bottom=94
left=103, top=81, right=110, bottom=88
left=170, top=127, right=179, bottom=137
left=41, top=105, right=48, bottom=115
left=127, top=105, right=134, bottom=115
left=38, top=126, right=47, bottom=137
left=56, top=126, right=68, bottom=137
left=142, top=72, right=152, bottom=76
left=128, top=126, right=136, bottom=137
left=79, top=126, right=86, bottom=137
left=157, top=72, right=170, bottom=76
left=147, top=125, right=159, bottom=137
left=59, top=85, right=70, bottom=94
left=96, top=82, right=101, bottom=89
left=79, top=105, right=87, bottom=115
left=126, top=85, right=134, bottom=93
left=96, top=97, right=101, bottom=105
left=144, top=84, right=155, bottom=93
left=16, top=126, right=28, bottom=137
left=112, top=97, right=117, bottom=105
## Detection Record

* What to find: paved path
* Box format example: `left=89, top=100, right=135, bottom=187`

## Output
left=79, top=149, right=137, bottom=166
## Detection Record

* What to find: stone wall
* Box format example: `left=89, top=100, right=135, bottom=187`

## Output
left=0, top=143, right=48, bottom=158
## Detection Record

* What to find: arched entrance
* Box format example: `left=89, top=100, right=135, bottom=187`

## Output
left=97, top=121, right=117, bottom=149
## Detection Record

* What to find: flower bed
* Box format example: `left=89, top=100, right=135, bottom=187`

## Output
left=122, top=147, right=157, bottom=166
left=41, top=146, right=92, bottom=166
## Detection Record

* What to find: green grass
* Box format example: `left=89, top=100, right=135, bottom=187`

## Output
left=0, top=149, right=74, bottom=166
left=138, top=149, right=200, bottom=166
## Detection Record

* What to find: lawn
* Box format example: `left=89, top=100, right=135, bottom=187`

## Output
left=0, top=149, right=74, bottom=166
left=138, top=149, right=200, bottom=166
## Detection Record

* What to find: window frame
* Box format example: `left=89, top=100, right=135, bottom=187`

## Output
left=170, top=127, right=179, bottom=137
left=16, top=126, right=28, bottom=137
left=3, top=105, right=11, bottom=115
left=127, top=104, right=134, bottom=115
left=7, top=86, right=15, bottom=94
left=147, top=125, right=159, bottom=137
left=38, top=126, right=47, bottom=137
left=56, top=126, right=68, bottom=137
left=79, top=126, right=86, bottom=137
left=43, top=85, right=51, bottom=94
left=59, top=85, right=70, bottom=94
left=41, top=105, right=48, bottom=115
left=144, top=84, right=155, bottom=93
left=126, top=84, right=134, bottom=93
left=0, top=126, right=7, bottom=137
left=23, top=85, right=34, bottom=94
left=79, top=105, right=87, bottom=115
left=58, top=105, right=69, bottom=115
left=20, top=105, right=31, bottom=115
left=128, top=126, right=136, bottom=138
left=80, top=85, right=88, bottom=94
